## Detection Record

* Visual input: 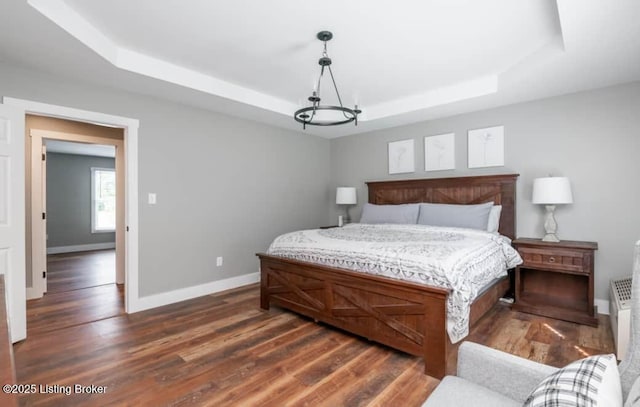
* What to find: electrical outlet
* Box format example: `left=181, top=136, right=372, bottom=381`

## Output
left=148, top=193, right=157, bottom=204
left=216, top=256, right=223, bottom=267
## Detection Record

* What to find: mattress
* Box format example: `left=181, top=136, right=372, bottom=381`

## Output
left=267, top=223, right=522, bottom=342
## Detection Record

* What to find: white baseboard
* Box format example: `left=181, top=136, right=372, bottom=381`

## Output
left=47, top=242, right=116, bottom=254
left=595, top=298, right=609, bottom=315
left=130, top=272, right=260, bottom=314
left=26, top=286, right=42, bottom=300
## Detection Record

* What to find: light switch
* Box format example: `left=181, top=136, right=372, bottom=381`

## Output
left=148, top=193, right=157, bottom=205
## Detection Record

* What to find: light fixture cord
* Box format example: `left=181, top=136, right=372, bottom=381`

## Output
left=317, top=41, right=328, bottom=101
left=320, top=40, right=351, bottom=120
left=323, top=40, right=351, bottom=120
left=306, top=42, right=331, bottom=123
left=327, top=67, right=352, bottom=120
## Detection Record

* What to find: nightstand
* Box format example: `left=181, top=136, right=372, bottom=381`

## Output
left=512, top=238, right=598, bottom=326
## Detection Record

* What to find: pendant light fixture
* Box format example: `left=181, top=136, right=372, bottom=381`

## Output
left=294, top=31, right=361, bottom=129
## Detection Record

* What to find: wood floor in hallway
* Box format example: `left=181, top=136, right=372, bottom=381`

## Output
left=26, top=250, right=122, bottom=336
left=47, top=249, right=116, bottom=293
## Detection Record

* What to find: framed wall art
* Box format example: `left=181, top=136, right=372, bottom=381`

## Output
left=388, top=139, right=415, bottom=174
left=424, top=133, right=455, bottom=171
left=468, top=125, right=504, bottom=168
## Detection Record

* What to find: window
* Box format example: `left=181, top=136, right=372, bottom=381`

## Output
left=91, top=167, right=116, bottom=233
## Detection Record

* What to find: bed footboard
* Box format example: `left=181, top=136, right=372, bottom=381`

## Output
left=257, top=253, right=450, bottom=379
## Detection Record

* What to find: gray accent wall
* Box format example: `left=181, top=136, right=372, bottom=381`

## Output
left=46, top=152, right=116, bottom=248
left=329, top=82, right=640, bottom=299
left=0, top=62, right=331, bottom=297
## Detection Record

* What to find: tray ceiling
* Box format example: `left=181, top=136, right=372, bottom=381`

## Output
left=1, top=0, right=638, bottom=137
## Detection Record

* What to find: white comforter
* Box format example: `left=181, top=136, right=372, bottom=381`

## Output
left=267, top=223, right=522, bottom=343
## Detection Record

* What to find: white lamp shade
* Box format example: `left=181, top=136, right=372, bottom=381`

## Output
left=532, top=177, right=573, bottom=204
left=336, top=187, right=357, bottom=205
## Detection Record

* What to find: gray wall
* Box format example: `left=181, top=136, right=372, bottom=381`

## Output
left=329, top=82, right=640, bottom=300
left=4, top=58, right=638, bottom=302
left=46, top=152, right=116, bottom=248
left=0, top=62, right=331, bottom=297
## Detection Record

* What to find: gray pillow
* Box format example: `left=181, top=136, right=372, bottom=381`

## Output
left=359, top=203, right=420, bottom=224
left=417, top=202, right=494, bottom=230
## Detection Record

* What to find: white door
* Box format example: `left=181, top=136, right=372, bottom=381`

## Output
left=0, top=104, right=26, bottom=343
left=41, top=144, right=47, bottom=292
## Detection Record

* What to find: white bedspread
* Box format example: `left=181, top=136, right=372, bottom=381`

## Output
left=267, top=223, right=522, bottom=343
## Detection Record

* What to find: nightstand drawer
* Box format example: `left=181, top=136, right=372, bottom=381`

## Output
left=518, top=247, right=586, bottom=273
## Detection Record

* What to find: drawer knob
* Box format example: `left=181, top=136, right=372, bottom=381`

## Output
left=548, top=256, right=556, bottom=263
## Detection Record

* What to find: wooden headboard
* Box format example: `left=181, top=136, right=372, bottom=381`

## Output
left=366, top=174, right=519, bottom=239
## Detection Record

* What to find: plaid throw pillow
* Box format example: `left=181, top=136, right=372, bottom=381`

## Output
left=524, top=354, right=621, bottom=407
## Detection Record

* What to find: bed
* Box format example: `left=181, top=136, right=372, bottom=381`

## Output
left=256, top=174, right=519, bottom=378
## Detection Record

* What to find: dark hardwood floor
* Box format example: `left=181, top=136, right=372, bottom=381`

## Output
left=14, top=259, right=615, bottom=406
left=26, top=250, right=122, bottom=337
left=47, top=249, right=116, bottom=293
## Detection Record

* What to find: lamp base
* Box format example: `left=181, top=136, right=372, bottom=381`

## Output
left=542, top=233, right=560, bottom=242
left=541, top=205, right=561, bottom=242
left=344, top=206, right=352, bottom=224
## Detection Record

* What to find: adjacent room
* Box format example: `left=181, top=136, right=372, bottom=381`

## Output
left=34, top=138, right=121, bottom=334
left=0, top=0, right=639, bottom=406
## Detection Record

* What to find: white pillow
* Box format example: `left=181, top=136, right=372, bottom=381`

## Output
left=487, top=205, right=502, bottom=233
left=524, top=354, right=622, bottom=407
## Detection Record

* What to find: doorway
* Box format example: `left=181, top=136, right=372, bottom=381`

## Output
left=27, top=116, right=125, bottom=302
left=1, top=97, right=140, bottom=342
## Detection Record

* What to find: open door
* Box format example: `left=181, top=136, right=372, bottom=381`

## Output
left=0, top=104, right=26, bottom=342
left=41, top=144, right=47, bottom=292
left=30, top=132, right=46, bottom=296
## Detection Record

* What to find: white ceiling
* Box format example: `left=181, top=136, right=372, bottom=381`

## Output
left=45, top=140, right=115, bottom=158
left=1, top=0, right=639, bottom=138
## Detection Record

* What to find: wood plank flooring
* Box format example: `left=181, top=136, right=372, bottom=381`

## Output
left=26, top=284, right=124, bottom=336
left=14, top=266, right=614, bottom=406
left=46, top=250, right=115, bottom=293
left=26, top=250, right=122, bottom=336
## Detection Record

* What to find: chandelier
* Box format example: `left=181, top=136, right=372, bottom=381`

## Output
left=294, top=31, right=361, bottom=129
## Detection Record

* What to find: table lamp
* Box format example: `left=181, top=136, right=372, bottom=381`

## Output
left=336, top=187, right=357, bottom=224
left=532, top=177, right=573, bottom=242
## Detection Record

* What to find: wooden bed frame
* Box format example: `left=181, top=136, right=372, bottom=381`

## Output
left=257, top=174, right=519, bottom=378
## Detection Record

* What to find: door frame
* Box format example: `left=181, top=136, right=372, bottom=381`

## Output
left=3, top=97, right=141, bottom=314
left=31, top=129, right=125, bottom=296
